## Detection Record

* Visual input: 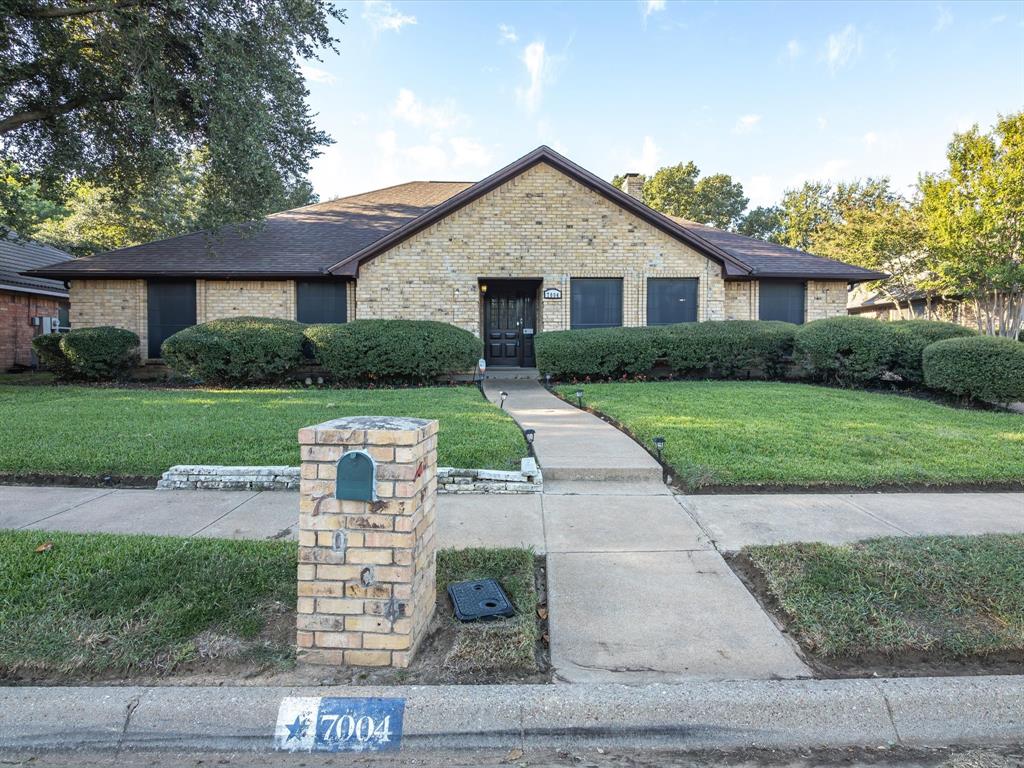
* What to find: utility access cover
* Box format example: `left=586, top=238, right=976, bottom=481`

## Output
left=447, top=578, right=515, bottom=621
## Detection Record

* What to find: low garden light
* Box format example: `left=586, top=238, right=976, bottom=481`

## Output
left=524, top=428, right=535, bottom=445
left=575, top=389, right=584, bottom=408
left=499, top=391, right=508, bottom=409
left=545, top=373, right=552, bottom=387
left=653, top=436, right=666, bottom=461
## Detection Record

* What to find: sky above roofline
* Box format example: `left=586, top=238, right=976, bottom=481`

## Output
left=303, top=0, right=1024, bottom=209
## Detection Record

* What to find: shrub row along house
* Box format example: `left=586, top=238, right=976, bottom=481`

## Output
left=27, top=147, right=884, bottom=366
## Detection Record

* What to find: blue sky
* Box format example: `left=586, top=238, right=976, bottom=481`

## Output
left=302, top=0, right=1024, bottom=208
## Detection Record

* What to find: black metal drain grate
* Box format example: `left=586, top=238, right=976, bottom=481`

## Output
left=447, top=578, right=515, bottom=621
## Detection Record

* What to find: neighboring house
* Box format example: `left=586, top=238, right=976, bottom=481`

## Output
left=27, top=146, right=884, bottom=367
left=0, top=233, right=72, bottom=371
left=848, top=285, right=1016, bottom=334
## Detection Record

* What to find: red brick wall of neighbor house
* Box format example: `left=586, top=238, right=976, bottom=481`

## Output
left=0, top=290, right=67, bottom=371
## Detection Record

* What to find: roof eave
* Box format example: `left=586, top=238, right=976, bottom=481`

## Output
left=24, top=268, right=347, bottom=280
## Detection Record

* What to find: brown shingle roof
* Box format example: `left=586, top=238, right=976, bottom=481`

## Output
left=27, top=146, right=886, bottom=283
left=0, top=233, right=72, bottom=296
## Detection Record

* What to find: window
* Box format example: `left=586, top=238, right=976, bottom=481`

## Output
left=759, top=281, right=806, bottom=324
left=147, top=280, right=196, bottom=358
left=570, top=278, right=623, bottom=329
left=297, top=281, right=348, bottom=324
left=647, top=278, right=698, bottom=325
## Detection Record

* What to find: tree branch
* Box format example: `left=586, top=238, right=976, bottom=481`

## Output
left=0, top=92, right=122, bottom=134
left=19, top=0, right=141, bottom=19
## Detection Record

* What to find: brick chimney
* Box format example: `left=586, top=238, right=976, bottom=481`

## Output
left=622, top=173, right=644, bottom=201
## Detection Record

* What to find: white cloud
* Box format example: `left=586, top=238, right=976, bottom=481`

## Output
left=933, top=4, right=953, bottom=31
left=817, top=115, right=829, bottom=131
left=450, top=137, right=493, bottom=168
left=363, top=1, right=416, bottom=33
left=516, top=41, right=548, bottom=113
left=392, top=88, right=463, bottom=130
left=642, top=0, right=666, bottom=19
left=629, top=136, right=661, bottom=175
left=299, top=63, right=336, bottom=84
left=744, top=175, right=775, bottom=208
left=734, top=114, right=762, bottom=134
left=498, top=23, right=518, bottom=44
left=824, top=24, right=862, bottom=73
left=863, top=130, right=879, bottom=148
left=785, top=39, right=801, bottom=60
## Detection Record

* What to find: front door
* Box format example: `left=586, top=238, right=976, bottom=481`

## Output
left=483, top=283, right=537, bottom=367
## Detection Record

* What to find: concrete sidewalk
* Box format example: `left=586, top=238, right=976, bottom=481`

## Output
left=2, top=677, right=1021, bottom=753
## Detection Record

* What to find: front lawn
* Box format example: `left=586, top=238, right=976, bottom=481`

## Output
left=0, top=384, right=526, bottom=478
left=742, top=535, right=1024, bottom=664
left=557, top=380, right=1024, bottom=489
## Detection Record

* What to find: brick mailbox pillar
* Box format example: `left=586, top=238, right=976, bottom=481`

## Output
left=296, top=416, right=438, bottom=668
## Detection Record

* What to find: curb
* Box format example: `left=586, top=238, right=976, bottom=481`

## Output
left=1, top=676, right=1022, bottom=753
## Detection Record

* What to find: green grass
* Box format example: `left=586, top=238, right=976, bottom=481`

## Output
left=0, top=384, right=526, bottom=477
left=557, top=380, right=1024, bottom=488
left=0, top=529, right=297, bottom=676
left=745, top=535, right=1024, bottom=659
left=436, top=547, right=539, bottom=673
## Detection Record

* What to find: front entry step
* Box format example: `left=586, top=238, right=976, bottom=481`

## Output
left=541, top=465, right=664, bottom=483
left=483, top=367, right=539, bottom=380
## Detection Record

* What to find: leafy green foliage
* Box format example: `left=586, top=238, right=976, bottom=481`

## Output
left=641, top=162, right=749, bottom=230
left=0, top=384, right=527, bottom=476
left=0, top=0, right=342, bottom=236
left=890, top=320, right=976, bottom=384
left=0, top=160, right=62, bottom=236
left=161, top=316, right=307, bottom=386
left=923, top=336, right=1024, bottom=404
left=49, top=326, right=139, bottom=381
left=736, top=205, right=784, bottom=242
left=794, top=316, right=901, bottom=386
left=29, top=333, right=72, bottom=378
left=305, top=320, right=482, bottom=385
left=746, top=535, right=1024, bottom=659
left=555, top=380, right=1024, bottom=489
left=535, top=326, right=668, bottom=379
left=665, top=321, right=797, bottom=378
left=0, top=529, right=296, bottom=675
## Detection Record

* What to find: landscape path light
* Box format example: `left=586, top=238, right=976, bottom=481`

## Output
left=575, top=389, right=584, bottom=408
left=653, top=436, right=666, bottom=462
left=524, top=428, right=535, bottom=446
left=499, top=391, right=509, bottom=409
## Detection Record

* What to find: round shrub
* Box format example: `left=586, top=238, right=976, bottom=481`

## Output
left=923, top=336, right=1024, bottom=403
left=891, top=320, right=976, bottom=384
left=665, top=320, right=797, bottom=378
left=794, top=316, right=901, bottom=386
left=161, top=316, right=307, bottom=385
left=57, top=326, right=140, bottom=380
left=305, top=320, right=481, bottom=384
left=535, top=326, right=668, bottom=379
left=31, top=333, right=74, bottom=378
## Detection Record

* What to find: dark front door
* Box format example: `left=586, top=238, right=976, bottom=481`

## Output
left=483, top=283, right=537, bottom=367
left=147, top=280, right=196, bottom=358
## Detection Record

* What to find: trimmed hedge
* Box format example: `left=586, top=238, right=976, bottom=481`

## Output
left=666, top=320, right=797, bottom=378
left=535, top=326, right=668, bottom=379
left=161, top=316, right=307, bottom=385
left=794, top=316, right=902, bottom=387
left=304, top=320, right=481, bottom=384
left=891, top=320, right=976, bottom=384
left=34, top=326, right=140, bottom=381
left=923, top=336, right=1024, bottom=403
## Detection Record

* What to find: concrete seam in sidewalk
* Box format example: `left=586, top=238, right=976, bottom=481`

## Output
left=878, top=686, right=903, bottom=745
left=834, top=494, right=914, bottom=536
left=672, top=495, right=721, bottom=550
left=188, top=491, right=262, bottom=537
left=16, top=489, right=117, bottom=530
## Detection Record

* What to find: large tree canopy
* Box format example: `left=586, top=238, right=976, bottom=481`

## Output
left=0, top=0, right=343, bottom=235
left=613, top=162, right=749, bottom=231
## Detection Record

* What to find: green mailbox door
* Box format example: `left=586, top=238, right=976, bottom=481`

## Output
left=336, top=451, right=376, bottom=501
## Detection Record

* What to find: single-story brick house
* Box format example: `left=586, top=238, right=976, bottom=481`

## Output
left=1, top=233, right=72, bottom=371
left=28, top=146, right=885, bottom=366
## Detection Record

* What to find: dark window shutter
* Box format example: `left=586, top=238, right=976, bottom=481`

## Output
left=297, top=281, right=348, bottom=324
left=647, top=278, right=698, bottom=325
left=758, top=281, right=806, bottom=324
left=570, top=278, right=623, bottom=329
left=147, top=280, right=196, bottom=358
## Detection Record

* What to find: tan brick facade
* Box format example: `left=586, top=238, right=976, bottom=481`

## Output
left=806, top=280, right=850, bottom=322
left=69, top=279, right=148, bottom=357
left=296, top=416, right=438, bottom=668
left=724, top=281, right=759, bottom=320
left=196, top=279, right=296, bottom=323
left=355, top=162, right=727, bottom=333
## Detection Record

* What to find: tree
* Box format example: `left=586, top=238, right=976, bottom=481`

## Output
left=632, top=162, right=749, bottom=230
left=736, top=205, right=784, bottom=242
left=0, top=0, right=343, bottom=235
left=919, top=113, right=1024, bottom=338
left=0, top=160, right=62, bottom=236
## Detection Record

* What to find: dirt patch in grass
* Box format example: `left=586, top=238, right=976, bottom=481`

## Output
left=729, top=535, right=1024, bottom=678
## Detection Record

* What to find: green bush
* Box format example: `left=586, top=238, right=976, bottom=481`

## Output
left=891, top=320, right=976, bottom=384
left=665, top=320, right=797, bottom=378
left=56, top=326, right=139, bottom=381
left=304, top=320, right=481, bottom=384
left=534, top=326, right=668, bottom=379
left=31, top=333, right=74, bottom=378
left=794, top=316, right=901, bottom=386
left=161, top=316, right=307, bottom=386
left=923, top=336, right=1024, bottom=403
